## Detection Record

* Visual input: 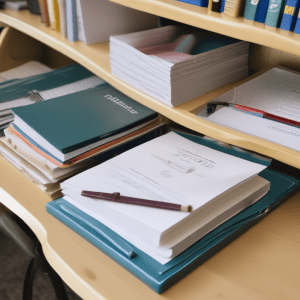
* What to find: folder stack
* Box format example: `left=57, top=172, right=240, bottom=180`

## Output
left=0, top=62, right=165, bottom=195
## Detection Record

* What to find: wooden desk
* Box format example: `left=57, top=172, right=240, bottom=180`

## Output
left=0, top=155, right=299, bottom=300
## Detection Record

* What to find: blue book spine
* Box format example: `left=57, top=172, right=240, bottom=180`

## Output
left=244, top=0, right=260, bottom=21
left=280, top=0, right=299, bottom=30
left=66, top=0, right=78, bottom=42
left=265, top=0, right=285, bottom=27
left=176, top=0, right=208, bottom=6
left=293, top=9, right=300, bottom=32
left=221, top=0, right=226, bottom=12
left=254, top=0, right=270, bottom=22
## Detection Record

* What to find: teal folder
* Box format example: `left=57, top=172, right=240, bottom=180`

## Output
left=0, top=63, right=94, bottom=105
left=46, top=132, right=300, bottom=293
left=12, top=83, right=158, bottom=155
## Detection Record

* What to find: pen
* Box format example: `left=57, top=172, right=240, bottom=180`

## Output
left=81, top=191, right=193, bottom=212
left=207, top=101, right=300, bottom=128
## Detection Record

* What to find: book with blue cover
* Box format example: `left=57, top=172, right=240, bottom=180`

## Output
left=265, top=0, right=286, bottom=27
left=46, top=131, right=300, bottom=293
left=293, top=9, right=300, bottom=33
left=254, top=0, right=269, bottom=22
left=244, top=0, right=260, bottom=21
left=11, top=83, right=159, bottom=163
left=176, top=0, right=209, bottom=7
left=280, top=0, right=299, bottom=30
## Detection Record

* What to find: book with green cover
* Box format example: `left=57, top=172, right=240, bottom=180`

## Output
left=11, top=84, right=159, bottom=162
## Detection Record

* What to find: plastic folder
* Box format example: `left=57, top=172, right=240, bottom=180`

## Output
left=46, top=132, right=300, bottom=293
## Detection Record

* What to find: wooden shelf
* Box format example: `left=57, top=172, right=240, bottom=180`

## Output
left=0, top=8, right=300, bottom=170
left=110, top=0, right=300, bottom=57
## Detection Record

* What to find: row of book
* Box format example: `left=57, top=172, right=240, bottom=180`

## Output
left=178, top=0, right=300, bottom=33
left=244, top=0, right=300, bottom=32
left=13, top=0, right=158, bottom=44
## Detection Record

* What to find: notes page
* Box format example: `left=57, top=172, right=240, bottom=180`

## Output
left=62, top=132, right=267, bottom=246
left=230, top=68, right=300, bottom=122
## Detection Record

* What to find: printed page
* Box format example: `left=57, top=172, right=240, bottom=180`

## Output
left=0, top=61, right=51, bottom=83
left=230, top=68, right=300, bottom=122
left=205, top=107, right=300, bottom=151
left=63, top=132, right=267, bottom=242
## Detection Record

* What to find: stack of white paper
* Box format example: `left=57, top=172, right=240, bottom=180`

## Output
left=110, top=26, right=250, bottom=107
left=61, top=132, right=269, bottom=264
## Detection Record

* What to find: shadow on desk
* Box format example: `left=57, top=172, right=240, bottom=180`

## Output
left=0, top=204, right=82, bottom=300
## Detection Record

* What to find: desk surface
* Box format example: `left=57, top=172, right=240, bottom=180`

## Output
left=0, top=155, right=299, bottom=300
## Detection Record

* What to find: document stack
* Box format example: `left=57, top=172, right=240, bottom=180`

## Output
left=0, top=63, right=164, bottom=195
left=45, top=130, right=300, bottom=293
left=110, top=25, right=250, bottom=107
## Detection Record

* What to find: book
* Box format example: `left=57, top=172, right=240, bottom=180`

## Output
left=293, top=8, right=300, bottom=32
left=57, top=0, right=66, bottom=36
left=46, top=0, right=55, bottom=30
left=244, top=0, right=260, bottom=21
left=65, top=0, right=77, bottom=42
left=46, top=131, right=300, bottom=292
left=280, top=0, right=299, bottom=30
left=197, top=67, right=300, bottom=154
left=10, top=83, right=160, bottom=162
left=176, top=0, right=209, bottom=7
left=254, top=0, right=269, bottom=23
left=74, top=0, right=158, bottom=45
left=212, top=0, right=222, bottom=11
left=224, top=0, right=247, bottom=17
left=38, top=0, right=50, bottom=26
left=110, top=25, right=249, bottom=107
left=265, top=0, right=285, bottom=28
left=52, top=0, right=60, bottom=32
left=59, top=131, right=270, bottom=263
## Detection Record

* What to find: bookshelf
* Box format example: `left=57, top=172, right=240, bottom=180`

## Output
left=1, top=8, right=300, bottom=169
left=0, top=4, right=300, bottom=300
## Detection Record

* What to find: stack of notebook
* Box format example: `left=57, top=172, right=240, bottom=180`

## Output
left=0, top=63, right=164, bottom=195
left=46, top=130, right=300, bottom=292
left=110, top=25, right=250, bottom=107
left=1, top=83, right=164, bottom=195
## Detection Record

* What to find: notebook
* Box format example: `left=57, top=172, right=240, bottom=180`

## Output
left=11, top=83, right=159, bottom=162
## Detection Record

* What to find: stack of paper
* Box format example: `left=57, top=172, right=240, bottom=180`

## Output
left=1, top=77, right=164, bottom=195
left=110, top=26, right=250, bottom=107
left=60, top=132, right=270, bottom=264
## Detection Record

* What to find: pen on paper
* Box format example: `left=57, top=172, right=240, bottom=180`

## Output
left=207, top=101, right=300, bottom=128
left=81, top=191, right=193, bottom=212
